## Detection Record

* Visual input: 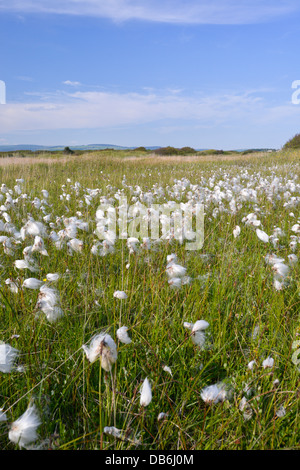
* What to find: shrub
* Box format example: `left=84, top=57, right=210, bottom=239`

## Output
left=283, top=133, right=300, bottom=150
left=153, top=146, right=179, bottom=156
left=133, top=146, right=148, bottom=152
left=197, top=149, right=224, bottom=155
left=63, top=146, right=74, bottom=155
left=153, top=146, right=197, bottom=156
left=178, top=146, right=197, bottom=155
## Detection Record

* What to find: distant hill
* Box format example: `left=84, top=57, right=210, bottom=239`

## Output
left=0, top=144, right=276, bottom=153
left=0, top=144, right=133, bottom=152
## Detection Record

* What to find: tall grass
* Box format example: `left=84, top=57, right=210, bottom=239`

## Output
left=0, top=150, right=299, bottom=450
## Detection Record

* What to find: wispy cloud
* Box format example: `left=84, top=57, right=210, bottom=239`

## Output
left=63, top=80, right=81, bottom=87
left=0, top=0, right=298, bottom=24
left=15, top=76, right=34, bottom=82
left=0, top=87, right=297, bottom=135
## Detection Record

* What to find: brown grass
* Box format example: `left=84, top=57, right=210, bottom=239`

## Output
left=122, top=151, right=272, bottom=163
left=0, top=151, right=272, bottom=167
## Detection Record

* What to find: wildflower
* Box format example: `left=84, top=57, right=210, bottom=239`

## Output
left=113, top=290, right=127, bottom=299
left=67, top=238, right=83, bottom=253
left=184, top=319, right=210, bottom=349
left=192, top=320, right=210, bottom=348
left=233, top=225, right=241, bottom=238
left=5, top=278, right=19, bottom=294
left=14, top=259, right=39, bottom=273
left=8, top=403, right=41, bottom=449
left=273, top=279, right=284, bottom=291
left=103, top=426, right=141, bottom=445
left=21, top=219, right=47, bottom=239
left=183, top=321, right=193, bottom=330
left=0, top=408, right=7, bottom=422
left=272, top=262, right=289, bottom=280
left=192, top=320, right=210, bottom=333
left=45, top=273, right=60, bottom=282
left=103, top=426, right=123, bottom=439
left=239, top=397, right=253, bottom=421
left=127, top=237, right=139, bottom=254
left=291, top=223, right=300, bottom=233
left=262, top=356, right=274, bottom=369
left=82, top=332, right=117, bottom=371
left=157, top=412, right=168, bottom=421
left=0, top=343, right=19, bottom=373
left=31, top=235, right=48, bottom=256
left=288, top=254, right=298, bottom=266
left=166, top=262, right=187, bottom=279
left=140, top=377, right=152, bottom=407
left=167, top=253, right=178, bottom=264
left=23, top=278, right=44, bottom=290
left=275, top=405, right=286, bottom=418
left=256, top=228, right=269, bottom=243
left=162, top=365, right=173, bottom=376
left=35, top=285, right=64, bottom=322
left=168, top=277, right=182, bottom=289
left=200, top=382, right=227, bottom=404
left=116, top=326, right=132, bottom=344
left=247, top=360, right=256, bottom=370
left=243, top=213, right=261, bottom=227
left=265, top=253, right=285, bottom=266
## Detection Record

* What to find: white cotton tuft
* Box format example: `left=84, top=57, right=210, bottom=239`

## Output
left=23, top=278, right=44, bottom=290
left=256, top=228, right=269, bottom=243
left=31, top=235, right=48, bottom=256
left=140, top=377, right=152, bottom=407
left=162, top=365, right=173, bottom=376
left=192, top=320, right=210, bottom=332
left=200, top=382, right=227, bottom=404
left=166, top=262, right=187, bottom=279
left=262, top=356, right=274, bottom=369
left=113, top=290, right=127, bottom=299
left=0, top=343, right=19, bottom=373
left=0, top=408, right=7, bottom=422
left=116, top=326, right=132, bottom=344
left=233, top=225, right=241, bottom=238
left=8, top=404, right=41, bottom=448
left=82, top=332, right=117, bottom=371
left=35, top=285, right=64, bottom=322
left=46, top=273, right=60, bottom=282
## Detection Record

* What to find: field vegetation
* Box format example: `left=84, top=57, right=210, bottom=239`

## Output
left=0, top=148, right=299, bottom=450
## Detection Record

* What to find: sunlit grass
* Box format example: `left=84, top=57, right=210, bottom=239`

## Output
left=0, top=149, right=299, bottom=450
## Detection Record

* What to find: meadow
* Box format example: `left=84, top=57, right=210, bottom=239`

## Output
left=0, top=148, right=299, bottom=450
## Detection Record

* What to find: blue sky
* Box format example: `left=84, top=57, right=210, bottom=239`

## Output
left=1, top=0, right=300, bottom=149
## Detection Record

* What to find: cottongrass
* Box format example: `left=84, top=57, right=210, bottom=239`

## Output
left=1, top=149, right=300, bottom=450
left=0, top=343, right=19, bottom=373
left=82, top=332, right=118, bottom=371
left=8, top=403, right=41, bottom=449
left=140, top=377, right=152, bottom=407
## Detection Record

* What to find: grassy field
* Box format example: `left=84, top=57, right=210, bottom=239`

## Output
left=0, top=148, right=299, bottom=450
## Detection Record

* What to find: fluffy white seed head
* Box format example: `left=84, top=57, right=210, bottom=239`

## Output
left=8, top=404, right=41, bottom=448
left=82, top=333, right=117, bottom=371
left=0, top=343, right=19, bottom=373
left=140, top=377, right=152, bottom=407
left=116, top=326, right=132, bottom=344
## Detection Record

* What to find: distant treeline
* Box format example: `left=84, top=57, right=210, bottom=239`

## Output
left=0, top=146, right=276, bottom=158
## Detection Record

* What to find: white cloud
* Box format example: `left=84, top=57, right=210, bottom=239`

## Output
left=63, top=80, right=81, bottom=87
left=0, top=87, right=297, bottom=135
left=0, top=0, right=298, bottom=24
left=15, top=76, right=34, bottom=82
